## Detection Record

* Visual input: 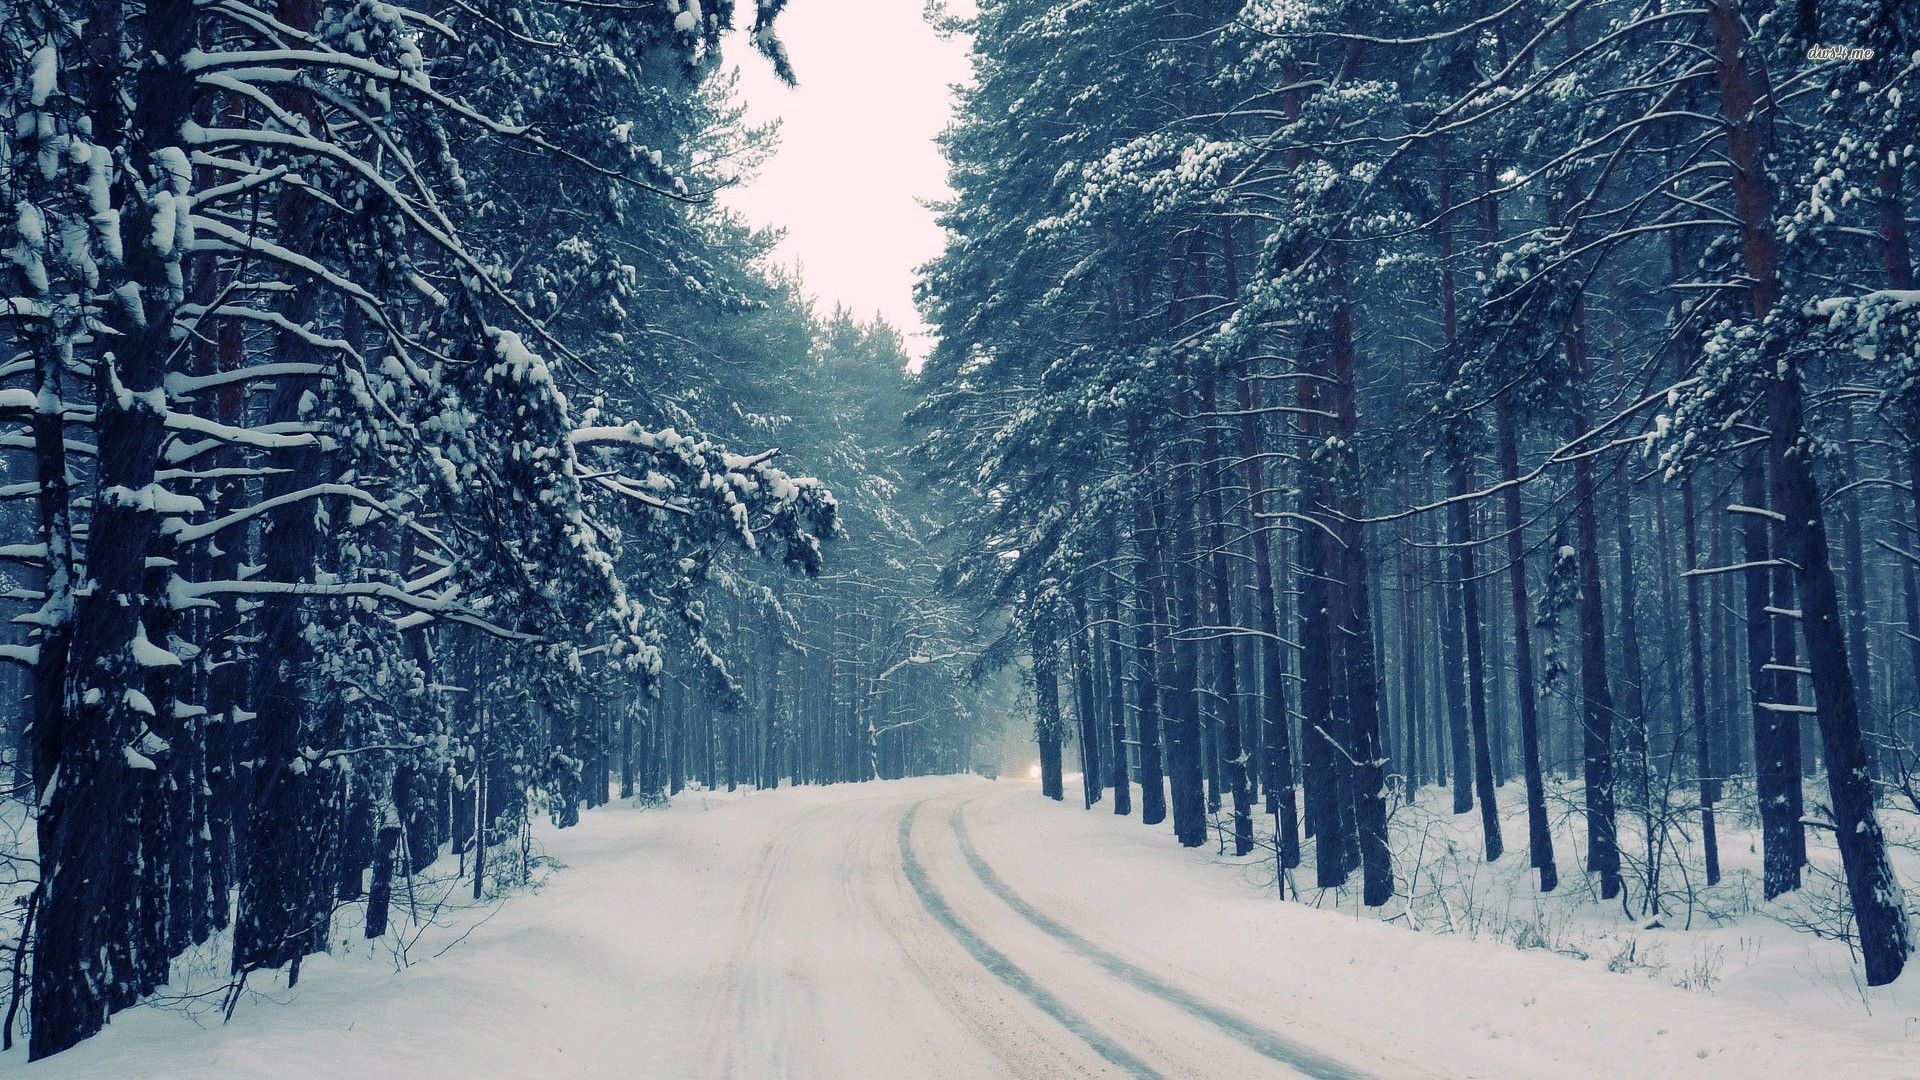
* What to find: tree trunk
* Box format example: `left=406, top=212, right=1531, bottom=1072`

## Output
left=1615, top=459, right=1653, bottom=908
left=1240, top=372, right=1299, bottom=866
left=1105, top=577, right=1133, bottom=816
left=1439, top=539, right=1475, bottom=816
left=1328, top=246, right=1391, bottom=905
left=764, top=606, right=784, bottom=790
left=1499, top=397, right=1557, bottom=891
left=1070, top=602, right=1103, bottom=809
left=1034, top=629, right=1065, bottom=802
left=1453, top=473, right=1502, bottom=861
left=364, top=822, right=400, bottom=939
left=1708, top=0, right=1907, bottom=983
left=1836, top=411, right=1879, bottom=777
left=1201, top=374, right=1254, bottom=855
left=1566, top=297, right=1620, bottom=900
left=1437, top=135, right=1499, bottom=856
left=1743, top=454, right=1803, bottom=897
left=32, top=0, right=197, bottom=1057
left=1162, top=488, right=1209, bottom=848
left=1397, top=502, right=1429, bottom=802
left=1765, top=377, right=1908, bottom=982
left=1298, top=521, right=1345, bottom=886
left=1681, top=476, right=1721, bottom=886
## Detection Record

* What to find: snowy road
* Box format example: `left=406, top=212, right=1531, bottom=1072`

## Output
left=10, top=776, right=1912, bottom=1079
left=696, top=789, right=1367, bottom=1079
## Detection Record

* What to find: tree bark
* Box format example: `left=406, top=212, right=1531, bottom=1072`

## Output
left=1034, top=627, right=1065, bottom=802
left=1070, top=602, right=1103, bottom=809
left=1615, top=459, right=1653, bottom=908
left=1129, top=454, right=1169, bottom=825
left=1105, top=577, right=1133, bottom=816
left=1201, top=373, right=1254, bottom=854
left=33, top=0, right=199, bottom=1055
left=1499, top=397, right=1557, bottom=891
left=1708, top=0, right=1907, bottom=983
left=1681, top=476, right=1721, bottom=886
left=1437, top=134, right=1499, bottom=856
left=1162, top=490, right=1209, bottom=848
left=1566, top=297, right=1620, bottom=900
left=1240, top=373, right=1299, bottom=866
left=1328, top=246, right=1391, bottom=905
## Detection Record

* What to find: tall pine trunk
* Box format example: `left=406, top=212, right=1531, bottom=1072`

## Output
left=1033, top=628, right=1064, bottom=802
left=1070, top=603, right=1103, bottom=809
left=1681, top=476, right=1721, bottom=886
left=1437, top=136, right=1499, bottom=856
left=1105, top=577, right=1133, bottom=816
left=1201, top=373, right=1254, bottom=854
left=1328, top=246, right=1391, bottom=906
left=1296, top=350, right=1347, bottom=886
left=33, top=0, right=198, bottom=1056
left=1162, top=488, right=1209, bottom=848
left=1130, top=445, right=1169, bottom=825
left=1743, top=454, right=1803, bottom=896
left=1566, top=297, right=1620, bottom=900
left=1239, top=371, right=1299, bottom=866
left=1615, top=460, right=1653, bottom=908
left=1708, top=0, right=1907, bottom=983
left=1499, top=397, right=1557, bottom=891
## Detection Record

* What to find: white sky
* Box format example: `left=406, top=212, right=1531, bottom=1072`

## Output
left=720, top=3, right=973, bottom=362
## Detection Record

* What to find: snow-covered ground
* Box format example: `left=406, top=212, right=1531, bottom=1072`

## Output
left=4, top=775, right=1914, bottom=1078
left=1307, top=772, right=1920, bottom=1045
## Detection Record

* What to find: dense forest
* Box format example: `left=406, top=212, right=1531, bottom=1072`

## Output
left=0, top=0, right=991, bottom=1061
left=5, top=0, right=1920, bottom=1070
left=914, top=0, right=1919, bottom=993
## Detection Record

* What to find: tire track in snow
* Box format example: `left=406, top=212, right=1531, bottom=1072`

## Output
left=896, top=804, right=1163, bottom=1079
left=705, top=796, right=851, bottom=1078
left=948, top=804, right=1373, bottom=1080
